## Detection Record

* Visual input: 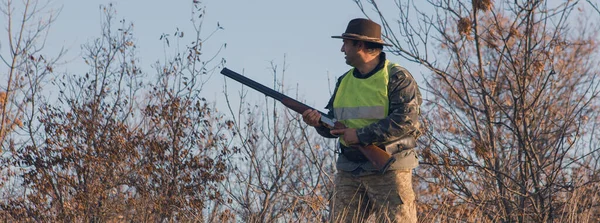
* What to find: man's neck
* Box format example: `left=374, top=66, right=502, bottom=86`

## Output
left=355, top=55, right=380, bottom=75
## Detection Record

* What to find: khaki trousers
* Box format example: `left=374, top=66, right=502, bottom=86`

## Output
left=330, top=169, right=417, bottom=223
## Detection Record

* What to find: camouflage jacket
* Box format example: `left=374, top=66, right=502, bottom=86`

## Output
left=315, top=53, right=422, bottom=174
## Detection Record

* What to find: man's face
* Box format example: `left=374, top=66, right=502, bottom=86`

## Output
left=341, top=39, right=361, bottom=66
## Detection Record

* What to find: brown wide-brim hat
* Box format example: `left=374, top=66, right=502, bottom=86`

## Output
left=332, top=18, right=392, bottom=46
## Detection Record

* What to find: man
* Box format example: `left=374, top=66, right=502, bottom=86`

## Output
left=302, top=18, right=422, bottom=222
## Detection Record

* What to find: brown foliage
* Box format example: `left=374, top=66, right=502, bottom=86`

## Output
left=473, top=0, right=494, bottom=12
left=458, top=17, right=473, bottom=38
left=1, top=3, right=234, bottom=222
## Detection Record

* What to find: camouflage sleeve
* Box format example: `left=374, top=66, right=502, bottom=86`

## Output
left=356, top=66, right=422, bottom=145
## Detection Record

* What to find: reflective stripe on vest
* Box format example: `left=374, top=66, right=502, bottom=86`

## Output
left=333, top=60, right=393, bottom=145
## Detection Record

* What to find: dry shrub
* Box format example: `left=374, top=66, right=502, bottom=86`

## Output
left=473, top=0, right=494, bottom=12
left=458, top=17, right=473, bottom=38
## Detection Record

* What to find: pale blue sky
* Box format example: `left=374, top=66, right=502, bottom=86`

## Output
left=23, top=0, right=425, bottom=111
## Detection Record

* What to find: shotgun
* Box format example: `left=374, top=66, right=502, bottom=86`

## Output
left=220, top=67, right=395, bottom=173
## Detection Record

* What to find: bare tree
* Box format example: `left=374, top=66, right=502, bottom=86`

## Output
left=354, top=0, right=600, bottom=222
left=221, top=60, right=336, bottom=222
left=0, top=0, right=63, bottom=150
left=0, top=0, right=64, bottom=219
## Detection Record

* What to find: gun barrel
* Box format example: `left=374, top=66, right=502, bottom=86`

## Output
left=221, top=68, right=285, bottom=101
left=221, top=68, right=319, bottom=115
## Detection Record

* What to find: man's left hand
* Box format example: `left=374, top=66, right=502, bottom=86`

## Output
left=330, top=128, right=360, bottom=145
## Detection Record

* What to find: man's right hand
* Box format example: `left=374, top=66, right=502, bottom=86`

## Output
left=302, top=109, right=322, bottom=127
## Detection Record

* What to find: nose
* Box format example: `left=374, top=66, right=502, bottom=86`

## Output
left=340, top=43, right=345, bottom=52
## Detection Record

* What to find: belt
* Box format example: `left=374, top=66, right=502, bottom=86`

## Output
left=340, top=144, right=370, bottom=162
left=339, top=136, right=417, bottom=162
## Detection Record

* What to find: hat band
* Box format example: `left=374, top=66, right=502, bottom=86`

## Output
left=342, top=33, right=383, bottom=42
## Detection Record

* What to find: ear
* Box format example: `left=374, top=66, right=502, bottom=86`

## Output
left=356, top=41, right=366, bottom=51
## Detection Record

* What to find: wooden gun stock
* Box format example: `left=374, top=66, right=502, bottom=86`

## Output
left=354, top=144, right=395, bottom=173
left=220, top=67, right=395, bottom=173
left=333, top=121, right=395, bottom=173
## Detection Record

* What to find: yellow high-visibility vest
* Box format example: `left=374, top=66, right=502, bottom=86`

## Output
left=334, top=60, right=392, bottom=146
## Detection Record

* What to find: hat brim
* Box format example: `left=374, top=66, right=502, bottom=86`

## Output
left=331, top=35, right=392, bottom=46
